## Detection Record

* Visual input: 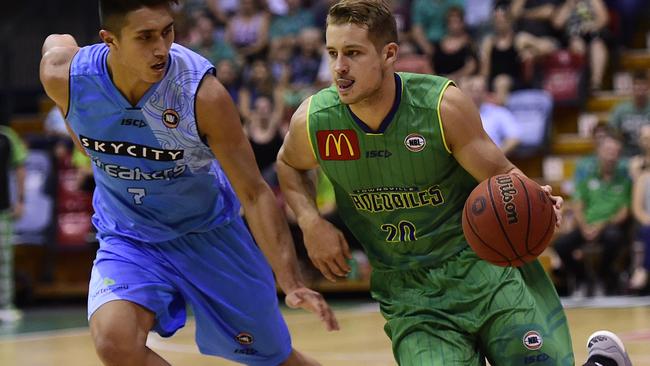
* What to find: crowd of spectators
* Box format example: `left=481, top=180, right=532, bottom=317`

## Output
left=131, top=0, right=650, bottom=292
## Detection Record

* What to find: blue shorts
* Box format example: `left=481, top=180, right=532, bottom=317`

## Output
left=88, top=217, right=292, bottom=365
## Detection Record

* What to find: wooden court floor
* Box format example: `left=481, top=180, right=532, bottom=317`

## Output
left=1, top=300, right=649, bottom=366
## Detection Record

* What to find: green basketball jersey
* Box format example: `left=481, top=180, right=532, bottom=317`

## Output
left=307, top=73, right=477, bottom=270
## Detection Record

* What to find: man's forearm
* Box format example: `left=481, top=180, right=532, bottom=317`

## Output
left=242, top=184, right=305, bottom=294
left=277, top=160, right=320, bottom=230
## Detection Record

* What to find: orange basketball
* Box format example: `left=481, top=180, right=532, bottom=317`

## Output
left=461, top=174, right=556, bottom=267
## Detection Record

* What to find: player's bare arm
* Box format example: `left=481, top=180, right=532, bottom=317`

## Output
left=277, top=98, right=352, bottom=282
left=440, top=85, right=563, bottom=224
left=40, top=34, right=79, bottom=112
left=196, top=76, right=338, bottom=331
left=40, top=34, right=86, bottom=154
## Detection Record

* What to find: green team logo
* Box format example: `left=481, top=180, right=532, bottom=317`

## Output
left=350, top=185, right=445, bottom=213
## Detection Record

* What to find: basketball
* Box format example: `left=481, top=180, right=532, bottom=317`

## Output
left=461, top=173, right=556, bottom=267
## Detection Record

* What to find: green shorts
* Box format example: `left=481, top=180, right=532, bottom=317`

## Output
left=370, top=247, right=574, bottom=366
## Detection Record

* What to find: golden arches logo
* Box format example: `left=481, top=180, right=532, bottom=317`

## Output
left=325, top=133, right=355, bottom=157
left=316, top=129, right=360, bottom=161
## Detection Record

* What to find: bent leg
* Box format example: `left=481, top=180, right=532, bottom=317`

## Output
left=90, top=300, right=169, bottom=366
left=481, top=260, right=574, bottom=366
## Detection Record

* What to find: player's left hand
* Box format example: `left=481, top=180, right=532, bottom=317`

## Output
left=285, top=287, right=339, bottom=331
left=541, top=185, right=563, bottom=228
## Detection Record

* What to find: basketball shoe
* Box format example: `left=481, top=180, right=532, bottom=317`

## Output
left=586, top=330, right=632, bottom=366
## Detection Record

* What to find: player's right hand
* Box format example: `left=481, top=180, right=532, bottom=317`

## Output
left=285, top=287, right=340, bottom=331
left=302, top=217, right=352, bottom=282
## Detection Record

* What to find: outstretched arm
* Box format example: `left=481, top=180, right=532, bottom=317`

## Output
left=196, top=75, right=338, bottom=331
left=276, top=98, right=353, bottom=282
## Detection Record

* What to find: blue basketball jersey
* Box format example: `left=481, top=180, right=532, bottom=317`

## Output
left=66, top=43, right=239, bottom=242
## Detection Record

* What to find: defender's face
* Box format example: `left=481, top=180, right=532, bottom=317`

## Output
left=111, top=5, right=175, bottom=83
left=326, top=23, right=385, bottom=105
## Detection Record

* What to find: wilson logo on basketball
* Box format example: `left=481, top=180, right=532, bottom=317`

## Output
left=235, top=332, right=254, bottom=345
left=522, top=330, right=543, bottom=350
left=162, top=109, right=180, bottom=128
left=496, top=175, right=518, bottom=224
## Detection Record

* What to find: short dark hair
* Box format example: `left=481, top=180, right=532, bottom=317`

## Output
left=327, top=0, right=397, bottom=51
left=99, top=0, right=179, bottom=33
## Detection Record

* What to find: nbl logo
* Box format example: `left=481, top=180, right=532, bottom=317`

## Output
left=404, top=133, right=426, bottom=152
left=162, top=109, right=180, bottom=128
left=522, top=330, right=543, bottom=350
left=235, top=332, right=254, bottom=345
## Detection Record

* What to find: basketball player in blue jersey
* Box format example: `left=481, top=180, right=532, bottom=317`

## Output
left=39, top=1, right=337, bottom=365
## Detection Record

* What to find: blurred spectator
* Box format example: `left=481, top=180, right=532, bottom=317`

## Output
left=244, top=95, right=285, bottom=184
left=608, top=71, right=650, bottom=157
left=432, top=7, right=477, bottom=82
left=553, top=0, right=609, bottom=91
left=389, top=0, right=414, bottom=41
left=395, top=39, right=433, bottom=74
left=573, top=123, right=628, bottom=186
left=628, top=124, right=650, bottom=181
left=269, top=0, right=315, bottom=45
left=215, top=59, right=242, bottom=104
left=187, top=12, right=238, bottom=66
left=480, top=5, right=523, bottom=104
left=464, top=0, right=494, bottom=40
left=461, top=76, right=522, bottom=156
left=224, top=0, right=271, bottom=62
left=239, top=60, right=286, bottom=129
left=554, top=133, right=631, bottom=296
left=44, top=106, right=68, bottom=137
left=629, top=125, right=650, bottom=292
left=630, top=159, right=650, bottom=292
left=511, top=0, right=560, bottom=83
left=0, top=125, right=27, bottom=324
left=410, top=0, right=464, bottom=57
left=285, top=27, right=324, bottom=108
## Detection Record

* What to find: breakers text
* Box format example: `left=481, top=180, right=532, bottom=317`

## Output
left=91, top=157, right=186, bottom=181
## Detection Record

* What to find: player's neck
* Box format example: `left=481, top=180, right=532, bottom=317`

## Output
left=106, top=53, right=154, bottom=106
left=348, top=72, right=396, bottom=131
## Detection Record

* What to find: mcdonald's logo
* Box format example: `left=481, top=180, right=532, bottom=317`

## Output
left=316, top=130, right=360, bottom=161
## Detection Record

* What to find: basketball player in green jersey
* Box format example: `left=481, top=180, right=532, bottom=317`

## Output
left=277, top=1, right=575, bottom=365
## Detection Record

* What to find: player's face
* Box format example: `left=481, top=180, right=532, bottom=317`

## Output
left=326, top=23, right=387, bottom=105
left=111, top=6, right=175, bottom=83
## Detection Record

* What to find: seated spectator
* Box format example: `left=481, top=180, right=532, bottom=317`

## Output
left=480, top=5, right=524, bottom=104
left=395, top=39, right=433, bottom=75
left=631, top=166, right=650, bottom=292
left=432, top=7, right=477, bottom=82
left=553, top=0, right=610, bottom=91
left=553, top=132, right=631, bottom=296
left=285, top=27, right=323, bottom=108
left=573, top=124, right=628, bottom=186
left=224, top=0, right=270, bottom=62
left=215, top=59, right=242, bottom=105
left=461, top=76, right=522, bottom=156
left=608, top=71, right=650, bottom=157
left=510, top=0, right=560, bottom=83
left=187, top=12, right=238, bottom=66
left=239, top=60, right=285, bottom=131
left=410, top=0, right=464, bottom=57
left=464, top=0, right=494, bottom=40
left=628, top=125, right=650, bottom=181
left=243, top=95, right=284, bottom=183
left=269, top=0, right=315, bottom=45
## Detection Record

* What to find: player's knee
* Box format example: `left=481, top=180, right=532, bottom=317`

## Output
left=91, top=324, right=146, bottom=366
